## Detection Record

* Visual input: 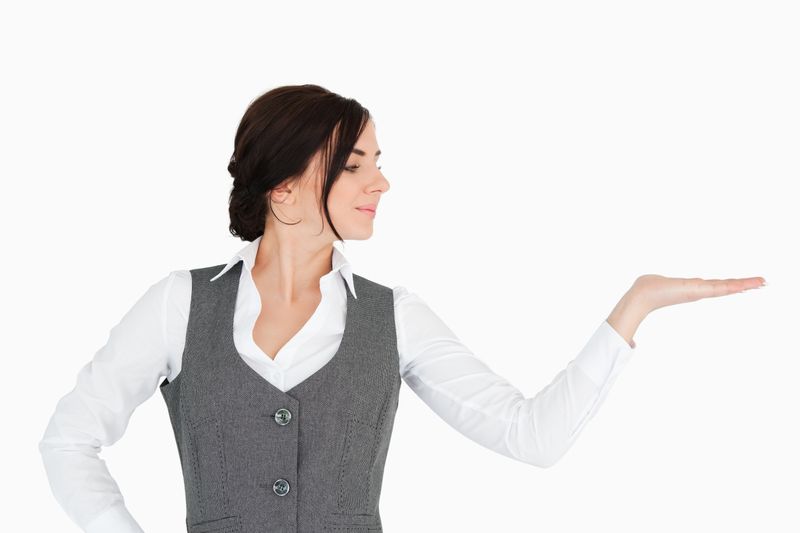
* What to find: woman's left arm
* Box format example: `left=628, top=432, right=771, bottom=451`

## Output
left=394, top=274, right=766, bottom=469
left=395, top=286, right=636, bottom=468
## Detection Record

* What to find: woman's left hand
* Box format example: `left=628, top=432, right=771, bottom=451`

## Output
left=606, top=274, right=767, bottom=348
left=632, top=274, right=767, bottom=314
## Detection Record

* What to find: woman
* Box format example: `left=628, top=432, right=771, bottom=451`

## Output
left=38, top=84, right=766, bottom=533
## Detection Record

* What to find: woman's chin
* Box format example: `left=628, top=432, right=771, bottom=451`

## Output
left=342, top=226, right=374, bottom=241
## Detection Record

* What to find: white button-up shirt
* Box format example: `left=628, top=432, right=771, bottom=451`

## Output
left=39, top=236, right=636, bottom=532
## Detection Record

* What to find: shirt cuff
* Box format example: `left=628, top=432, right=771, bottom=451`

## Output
left=84, top=501, right=145, bottom=533
left=573, top=319, right=636, bottom=389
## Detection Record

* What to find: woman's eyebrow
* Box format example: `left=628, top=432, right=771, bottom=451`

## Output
left=351, top=148, right=381, bottom=157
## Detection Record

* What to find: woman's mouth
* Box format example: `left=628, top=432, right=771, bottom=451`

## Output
left=356, top=207, right=376, bottom=218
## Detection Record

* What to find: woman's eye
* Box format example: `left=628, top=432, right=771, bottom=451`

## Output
left=344, top=164, right=382, bottom=172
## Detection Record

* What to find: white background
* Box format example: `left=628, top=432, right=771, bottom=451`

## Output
left=3, top=1, right=798, bottom=531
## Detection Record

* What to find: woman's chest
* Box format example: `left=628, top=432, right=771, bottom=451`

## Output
left=250, top=292, right=323, bottom=361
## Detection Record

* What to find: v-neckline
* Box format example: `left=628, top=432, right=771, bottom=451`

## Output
left=245, top=269, right=332, bottom=365
left=224, top=260, right=356, bottom=397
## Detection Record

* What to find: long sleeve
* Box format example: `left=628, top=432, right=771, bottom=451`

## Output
left=394, top=286, right=636, bottom=468
left=38, top=271, right=177, bottom=532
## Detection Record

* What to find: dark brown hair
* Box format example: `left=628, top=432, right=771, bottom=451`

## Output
left=226, top=84, right=373, bottom=242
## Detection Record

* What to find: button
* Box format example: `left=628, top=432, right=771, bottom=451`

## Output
left=273, top=408, right=292, bottom=426
left=273, top=478, right=290, bottom=496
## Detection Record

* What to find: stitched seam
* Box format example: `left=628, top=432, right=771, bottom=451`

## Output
left=325, top=525, right=383, bottom=531
left=187, top=421, right=204, bottom=520
left=367, top=394, right=390, bottom=512
left=337, top=414, right=355, bottom=510
left=214, top=417, right=230, bottom=511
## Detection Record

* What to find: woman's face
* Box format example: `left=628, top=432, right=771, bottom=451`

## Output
left=327, top=120, right=388, bottom=240
left=271, top=119, right=389, bottom=242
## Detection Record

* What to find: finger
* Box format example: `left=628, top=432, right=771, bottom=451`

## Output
left=698, top=278, right=737, bottom=298
left=734, top=277, right=768, bottom=292
left=693, top=277, right=765, bottom=298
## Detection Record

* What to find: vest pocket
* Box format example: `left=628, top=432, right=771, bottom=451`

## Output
left=187, top=414, right=232, bottom=524
left=325, top=524, right=383, bottom=533
left=188, top=514, right=242, bottom=533
left=337, top=414, right=379, bottom=515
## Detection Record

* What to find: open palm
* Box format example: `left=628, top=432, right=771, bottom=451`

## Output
left=633, top=274, right=767, bottom=314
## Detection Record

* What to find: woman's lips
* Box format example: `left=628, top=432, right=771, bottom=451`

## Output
left=356, top=207, right=376, bottom=217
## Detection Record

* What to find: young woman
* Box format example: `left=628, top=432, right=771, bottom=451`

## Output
left=39, top=84, right=766, bottom=533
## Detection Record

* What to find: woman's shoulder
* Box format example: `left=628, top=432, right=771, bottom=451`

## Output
left=390, top=284, right=431, bottom=313
left=162, top=262, right=228, bottom=293
left=141, top=269, right=193, bottom=332
left=166, top=268, right=192, bottom=300
left=391, top=284, right=412, bottom=301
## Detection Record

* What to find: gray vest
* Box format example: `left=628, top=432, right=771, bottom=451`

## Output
left=159, top=261, right=402, bottom=532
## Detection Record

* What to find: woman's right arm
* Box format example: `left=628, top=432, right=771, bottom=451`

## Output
left=38, top=271, right=179, bottom=533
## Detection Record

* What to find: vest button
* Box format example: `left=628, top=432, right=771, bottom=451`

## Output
left=273, top=408, right=292, bottom=426
left=273, top=478, right=290, bottom=496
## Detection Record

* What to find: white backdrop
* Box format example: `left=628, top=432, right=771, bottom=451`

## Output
left=3, top=1, right=798, bottom=531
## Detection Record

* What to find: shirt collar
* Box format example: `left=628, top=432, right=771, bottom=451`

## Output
left=208, top=235, right=357, bottom=299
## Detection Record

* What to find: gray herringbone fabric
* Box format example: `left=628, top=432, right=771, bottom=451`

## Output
left=159, top=260, right=402, bottom=532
